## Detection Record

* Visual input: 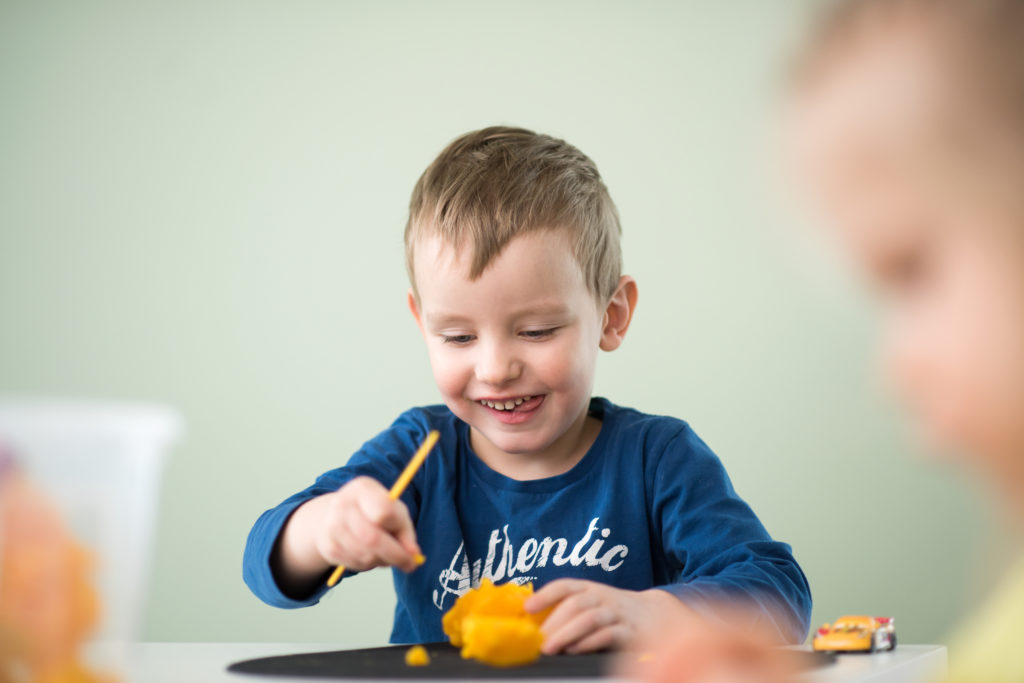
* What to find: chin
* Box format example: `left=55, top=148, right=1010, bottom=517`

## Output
left=917, top=416, right=1010, bottom=472
left=478, top=429, right=554, bottom=456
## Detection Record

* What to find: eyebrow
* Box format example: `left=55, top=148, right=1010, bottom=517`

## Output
left=424, top=313, right=471, bottom=328
left=425, top=304, right=573, bottom=328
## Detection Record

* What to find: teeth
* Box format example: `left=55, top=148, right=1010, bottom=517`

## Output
left=478, top=396, right=534, bottom=411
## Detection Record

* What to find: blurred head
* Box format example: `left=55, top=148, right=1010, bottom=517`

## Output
left=786, top=0, right=1024, bottom=503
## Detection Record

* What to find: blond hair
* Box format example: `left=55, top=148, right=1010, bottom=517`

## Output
left=404, top=126, right=622, bottom=303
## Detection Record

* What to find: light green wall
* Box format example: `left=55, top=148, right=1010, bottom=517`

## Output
left=0, top=0, right=1002, bottom=646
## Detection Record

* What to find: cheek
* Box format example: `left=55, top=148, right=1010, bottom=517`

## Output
left=425, top=347, right=469, bottom=398
left=884, top=247, right=1024, bottom=458
left=963, top=261, right=1024, bottom=443
left=553, top=332, right=600, bottom=394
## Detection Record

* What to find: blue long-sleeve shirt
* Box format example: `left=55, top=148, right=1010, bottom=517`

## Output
left=243, top=398, right=811, bottom=643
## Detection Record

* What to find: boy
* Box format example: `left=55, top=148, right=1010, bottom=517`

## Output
left=634, top=1, right=1024, bottom=680
left=243, top=126, right=811, bottom=652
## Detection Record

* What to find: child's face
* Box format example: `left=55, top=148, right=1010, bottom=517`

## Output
left=789, top=32, right=1024, bottom=496
left=408, top=230, right=629, bottom=468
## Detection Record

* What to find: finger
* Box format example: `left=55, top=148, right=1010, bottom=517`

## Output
left=370, top=530, right=420, bottom=571
left=525, top=578, right=587, bottom=612
left=317, top=502, right=366, bottom=566
left=389, top=500, right=422, bottom=557
left=347, top=514, right=419, bottom=572
left=354, top=482, right=398, bottom=525
left=538, top=589, right=601, bottom=637
left=565, top=624, right=627, bottom=654
left=355, top=492, right=421, bottom=561
left=542, top=604, right=616, bottom=655
left=357, top=494, right=421, bottom=555
left=333, top=515, right=379, bottom=571
left=342, top=476, right=388, bottom=501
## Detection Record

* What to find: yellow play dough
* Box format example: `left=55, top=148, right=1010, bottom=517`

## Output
left=404, top=645, right=430, bottom=667
left=441, top=578, right=550, bottom=667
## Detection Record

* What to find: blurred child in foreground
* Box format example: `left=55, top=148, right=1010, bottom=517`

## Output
left=629, top=1, right=1024, bottom=680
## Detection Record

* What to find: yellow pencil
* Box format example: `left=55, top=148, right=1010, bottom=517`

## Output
left=325, top=430, right=440, bottom=588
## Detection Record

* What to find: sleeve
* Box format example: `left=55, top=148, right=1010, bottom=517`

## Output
left=242, top=408, right=435, bottom=609
left=648, top=425, right=813, bottom=644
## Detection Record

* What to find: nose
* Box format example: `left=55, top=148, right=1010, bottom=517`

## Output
left=474, top=339, right=522, bottom=386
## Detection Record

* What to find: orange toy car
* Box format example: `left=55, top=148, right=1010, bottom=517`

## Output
left=812, top=615, right=896, bottom=653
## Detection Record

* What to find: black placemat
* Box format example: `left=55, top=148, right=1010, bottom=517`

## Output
left=227, top=643, right=835, bottom=679
left=228, top=642, right=606, bottom=679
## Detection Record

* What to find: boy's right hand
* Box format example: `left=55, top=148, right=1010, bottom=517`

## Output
left=312, top=476, right=422, bottom=573
left=274, top=477, right=422, bottom=594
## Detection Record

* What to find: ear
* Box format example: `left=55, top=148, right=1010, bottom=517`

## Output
left=407, top=288, right=426, bottom=336
left=599, top=276, right=638, bottom=351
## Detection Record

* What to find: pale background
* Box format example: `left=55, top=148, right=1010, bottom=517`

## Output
left=0, top=1, right=1008, bottom=645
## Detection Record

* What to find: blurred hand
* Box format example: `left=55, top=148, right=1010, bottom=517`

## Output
left=275, top=476, right=421, bottom=594
left=310, top=476, right=421, bottom=573
left=524, top=579, right=681, bottom=655
left=618, top=600, right=800, bottom=683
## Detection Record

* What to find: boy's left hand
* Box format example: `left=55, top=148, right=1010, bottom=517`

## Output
left=524, top=579, right=682, bottom=654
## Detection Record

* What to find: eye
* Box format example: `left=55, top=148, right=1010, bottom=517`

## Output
left=441, top=334, right=475, bottom=345
left=877, top=238, right=932, bottom=292
left=520, top=327, right=559, bottom=340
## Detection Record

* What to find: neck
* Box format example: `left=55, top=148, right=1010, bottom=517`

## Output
left=469, top=405, right=601, bottom=481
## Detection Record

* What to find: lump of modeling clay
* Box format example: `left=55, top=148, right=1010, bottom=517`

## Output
left=404, top=645, right=430, bottom=667
left=441, top=579, right=550, bottom=667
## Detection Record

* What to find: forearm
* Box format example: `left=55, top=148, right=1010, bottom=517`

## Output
left=271, top=495, right=334, bottom=598
left=640, top=586, right=689, bottom=618
left=649, top=432, right=812, bottom=639
left=662, top=560, right=812, bottom=644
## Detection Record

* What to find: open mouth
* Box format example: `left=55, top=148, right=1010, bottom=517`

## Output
left=474, top=395, right=545, bottom=422
left=477, top=395, right=534, bottom=411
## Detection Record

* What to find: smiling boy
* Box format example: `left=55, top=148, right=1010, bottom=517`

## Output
left=243, top=126, right=811, bottom=651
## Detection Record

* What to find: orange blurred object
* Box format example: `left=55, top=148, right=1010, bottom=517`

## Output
left=403, top=645, right=430, bottom=667
left=441, top=579, right=550, bottom=667
left=0, top=458, right=114, bottom=683
left=459, top=615, right=546, bottom=667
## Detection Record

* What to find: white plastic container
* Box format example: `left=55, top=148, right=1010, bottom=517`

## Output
left=0, top=398, right=181, bottom=665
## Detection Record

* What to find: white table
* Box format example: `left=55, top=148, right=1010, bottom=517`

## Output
left=124, top=642, right=946, bottom=683
left=800, top=645, right=946, bottom=683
